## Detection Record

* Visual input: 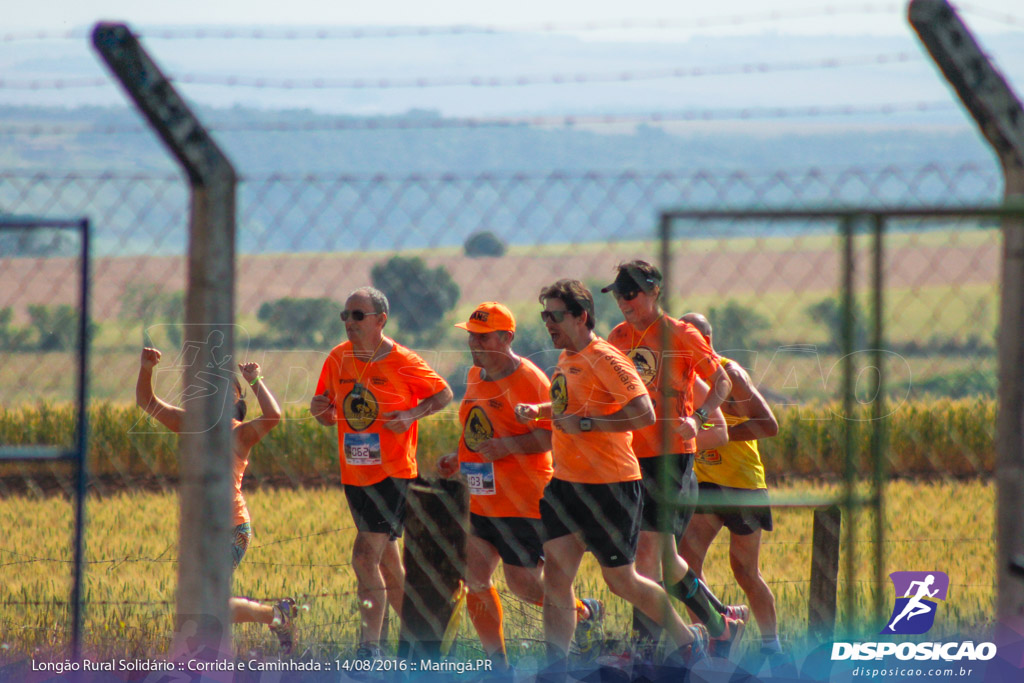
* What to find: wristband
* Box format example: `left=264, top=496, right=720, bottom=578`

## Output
left=693, top=406, right=709, bottom=424
left=700, top=422, right=714, bottom=431
left=249, top=375, right=263, bottom=387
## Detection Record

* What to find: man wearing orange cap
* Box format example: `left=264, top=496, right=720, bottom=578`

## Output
left=438, top=302, right=600, bottom=669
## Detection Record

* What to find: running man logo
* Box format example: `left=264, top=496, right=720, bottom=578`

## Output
left=463, top=406, right=494, bottom=452
left=627, top=347, right=658, bottom=386
left=550, top=374, right=568, bottom=416
left=343, top=388, right=379, bottom=431
left=881, top=571, right=949, bottom=635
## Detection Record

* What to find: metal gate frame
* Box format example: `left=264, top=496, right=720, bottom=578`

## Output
left=659, top=202, right=1023, bottom=639
left=0, top=217, right=91, bottom=659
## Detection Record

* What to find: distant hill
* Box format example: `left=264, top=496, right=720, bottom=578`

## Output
left=0, top=105, right=1003, bottom=255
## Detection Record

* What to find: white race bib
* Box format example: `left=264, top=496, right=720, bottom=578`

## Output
left=461, top=461, right=496, bottom=496
left=344, top=432, right=382, bottom=466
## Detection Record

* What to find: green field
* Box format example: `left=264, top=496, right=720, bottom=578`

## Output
left=0, top=480, right=996, bottom=664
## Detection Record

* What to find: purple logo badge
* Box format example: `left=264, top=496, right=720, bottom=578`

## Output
left=881, top=571, right=949, bottom=635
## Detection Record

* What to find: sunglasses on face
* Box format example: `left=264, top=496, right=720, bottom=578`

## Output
left=540, top=310, right=570, bottom=324
left=613, top=289, right=641, bottom=302
left=340, top=309, right=378, bottom=322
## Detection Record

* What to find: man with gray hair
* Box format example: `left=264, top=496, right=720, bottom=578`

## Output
left=310, top=286, right=453, bottom=660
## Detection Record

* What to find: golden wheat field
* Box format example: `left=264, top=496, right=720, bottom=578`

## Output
left=0, top=479, right=994, bottom=665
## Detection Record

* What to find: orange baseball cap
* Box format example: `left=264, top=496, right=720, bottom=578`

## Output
left=454, top=301, right=516, bottom=334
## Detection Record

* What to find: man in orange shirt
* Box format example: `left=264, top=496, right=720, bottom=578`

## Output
left=517, top=279, right=708, bottom=672
left=604, top=261, right=747, bottom=659
left=135, top=348, right=299, bottom=653
left=310, top=286, right=453, bottom=659
left=439, top=302, right=603, bottom=669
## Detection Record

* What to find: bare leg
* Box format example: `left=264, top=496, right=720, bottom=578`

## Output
left=600, top=564, right=694, bottom=648
left=504, top=563, right=545, bottom=604
left=542, top=534, right=586, bottom=658
left=729, top=530, right=777, bottom=641
left=352, top=530, right=392, bottom=646
left=381, top=538, right=405, bottom=615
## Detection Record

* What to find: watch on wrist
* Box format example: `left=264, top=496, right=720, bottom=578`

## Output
left=578, top=417, right=593, bottom=432
left=693, top=407, right=709, bottom=424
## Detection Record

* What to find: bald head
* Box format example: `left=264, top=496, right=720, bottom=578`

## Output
left=682, top=312, right=712, bottom=342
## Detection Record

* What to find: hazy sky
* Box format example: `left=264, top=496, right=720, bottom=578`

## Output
left=6, top=0, right=1023, bottom=37
left=4, top=1, right=1023, bottom=123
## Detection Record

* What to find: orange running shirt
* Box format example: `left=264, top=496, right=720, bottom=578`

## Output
left=550, top=337, right=648, bottom=484
left=608, top=316, right=720, bottom=457
left=457, top=359, right=554, bottom=519
left=315, top=339, right=449, bottom=486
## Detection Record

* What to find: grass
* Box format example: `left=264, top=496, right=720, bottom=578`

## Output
left=0, top=480, right=996, bottom=664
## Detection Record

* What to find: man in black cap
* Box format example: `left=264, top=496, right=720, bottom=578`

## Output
left=604, top=260, right=748, bottom=661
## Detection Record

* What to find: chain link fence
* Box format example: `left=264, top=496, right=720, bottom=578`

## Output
left=0, top=162, right=1004, bottom=665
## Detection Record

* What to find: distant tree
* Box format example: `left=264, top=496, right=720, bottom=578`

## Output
left=371, top=256, right=460, bottom=340
left=27, top=304, right=96, bottom=351
left=464, top=231, right=507, bottom=257
left=256, top=297, right=344, bottom=348
left=0, top=307, right=29, bottom=350
left=707, top=300, right=772, bottom=352
left=120, top=282, right=183, bottom=347
left=806, top=296, right=869, bottom=351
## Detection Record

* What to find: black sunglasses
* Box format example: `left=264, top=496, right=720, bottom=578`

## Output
left=340, top=309, right=379, bottom=321
left=540, top=310, right=570, bottom=324
left=613, top=289, right=641, bottom=302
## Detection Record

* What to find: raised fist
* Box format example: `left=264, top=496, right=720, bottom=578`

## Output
left=141, top=347, right=162, bottom=370
left=238, top=362, right=261, bottom=384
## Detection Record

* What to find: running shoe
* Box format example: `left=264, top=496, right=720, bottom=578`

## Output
left=269, top=597, right=298, bottom=655
left=666, top=623, right=709, bottom=669
left=709, top=615, right=746, bottom=659
left=573, top=598, right=605, bottom=659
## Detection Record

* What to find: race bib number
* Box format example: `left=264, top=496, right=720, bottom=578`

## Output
left=344, top=432, right=382, bottom=466
left=461, top=462, right=496, bottom=496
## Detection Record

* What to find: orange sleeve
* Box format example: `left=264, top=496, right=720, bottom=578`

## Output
left=395, top=347, right=449, bottom=400
left=587, top=343, right=648, bottom=415
left=677, top=324, right=720, bottom=381
left=315, top=348, right=341, bottom=397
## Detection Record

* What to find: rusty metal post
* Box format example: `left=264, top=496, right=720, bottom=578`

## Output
left=92, top=22, right=238, bottom=659
left=910, top=0, right=1024, bottom=637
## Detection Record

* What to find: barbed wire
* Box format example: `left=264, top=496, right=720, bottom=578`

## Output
left=249, top=525, right=357, bottom=549
left=0, top=52, right=921, bottom=92
left=0, top=100, right=959, bottom=138
left=0, top=535, right=992, bottom=571
left=1, top=575, right=998, bottom=609
left=958, top=1, right=1024, bottom=28
left=0, top=5, right=911, bottom=43
left=4, top=3, right=1021, bottom=44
